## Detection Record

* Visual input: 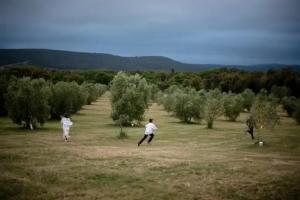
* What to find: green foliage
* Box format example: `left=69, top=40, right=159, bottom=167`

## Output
left=2, top=65, right=300, bottom=99
left=219, top=72, right=244, bottom=92
left=204, top=89, right=224, bottom=128
left=282, top=96, right=297, bottom=117
left=62, top=73, right=85, bottom=84
left=182, top=74, right=203, bottom=90
left=173, top=88, right=205, bottom=123
left=161, top=87, right=223, bottom=126
left=93, top=71, right=114, bottom=85
left=271, top=85, right=290, bottom=102
left=0, top=65, right=51, bottom=79
left=159, top=85, right=180, bottom=113
left=110, top=72, right=150, bottom=125
left=156, top=91, right=164, bottom=106
left=3, top=73, right=106, bottom=125
left=292, top=100, right=300, bottom=124
left=241, top=88, right=255, bottom=111
left=250, top=92, right=280, bottom=142
left=160, top=94, right=175, bottom=113
left=6, top=77, right=51, bottom=129
left=223, top=92, right=244, bottom=121
left=82, top=82, right=99, bottom=105
left=251, top=98, right=279, bottom=130
left=117, top=115, right=129, bottom=139
left=50, top=81, right=88, bottom=119
left=0, top=74, right=9, bottom=116
left=95, top=83, right=107, bottom=96
left=149, top=84, right=160, bottom=101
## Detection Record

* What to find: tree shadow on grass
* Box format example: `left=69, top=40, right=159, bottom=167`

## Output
left=218, top=119, right=245, bottom=124
left=74, top=112, right=87, bottom=116
left=0, top=177, right=48, bottom=200
left=102, top=123, right=124, bottom=129
left=102, top=123, right=144, bottom=129
left=168, top=121, right=202, bottom=126
left=0, top=126, right=61, bottom=135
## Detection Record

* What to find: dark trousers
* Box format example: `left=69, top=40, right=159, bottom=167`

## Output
left=247, top=128, right=254, bottom=140
left=138, top=134, right=154, bottom=146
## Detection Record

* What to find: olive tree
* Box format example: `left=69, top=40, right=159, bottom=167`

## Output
left=271, top=85, right=290, bottom=102
left=173, top=88, right=205, bottom=123
left=110, top=72, right=150, bottom=126
left=160, top=85, right=181, bottom=113
left=292, top=99, right=300, bottom=124
left=6, top=77, right=51, bottom=129
left=95, top=83, right=107, bottom=97
left=161, top=93, right=175, bottom=113
left=149, top=84, right=160, bottom=101
left=204, top=89, right=224, bottom=129
left=0, top=74, right=9, bottom=116
left=250, top=93, right=280, bottom=143
left=282, top=96, right=297, bottom=117
left=241, top=88, right=255, bottom=111
left=223, top=92, right=244, bottom=121
left=156, top=90, right=164, bottom=106
left=50, top=81, right=88, bottom=119
left=82, top=82, right=99, bottom=105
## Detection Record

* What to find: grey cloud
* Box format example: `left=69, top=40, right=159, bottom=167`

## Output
left=0, top=0, right=300, bottom=65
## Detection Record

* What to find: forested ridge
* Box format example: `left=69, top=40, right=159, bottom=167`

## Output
left=1, top=49, right=299, bottom=71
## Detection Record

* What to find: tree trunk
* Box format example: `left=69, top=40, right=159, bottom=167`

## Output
left=207, top=120, right=213, bottom=129
left=256, top=129, right=262, bottom=144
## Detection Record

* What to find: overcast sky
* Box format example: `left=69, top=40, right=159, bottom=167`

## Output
left=1, top=0, right=300, bottom=65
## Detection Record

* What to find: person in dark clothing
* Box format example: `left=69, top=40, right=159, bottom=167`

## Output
left=245, top=116, right=255, bottom=140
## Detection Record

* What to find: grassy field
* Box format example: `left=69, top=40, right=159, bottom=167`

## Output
left=1, top=93, right=300, bottom=200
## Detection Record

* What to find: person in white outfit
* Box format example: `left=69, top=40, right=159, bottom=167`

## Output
left=138, top=118, right=157, bottom=146
left=61, top=114, right=73, bottom=141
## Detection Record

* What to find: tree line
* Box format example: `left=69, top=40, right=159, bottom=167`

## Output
left=3, top=76, right=106, bottom=129
left=108, top=71, right=299, bottom=145
left=108, top=72, right=300, bottom=128
left=1, top=65, right=300, bottom=96
left=1, top=65, right=300, bottom=131
left=158, top=87, right=276, bottom=126
left=141, top=68, right=300, bottom=97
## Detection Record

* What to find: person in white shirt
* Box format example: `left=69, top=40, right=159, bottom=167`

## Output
left=138, top=118, right=158, bottom=146
left=61, top=114, right=73, bottom=141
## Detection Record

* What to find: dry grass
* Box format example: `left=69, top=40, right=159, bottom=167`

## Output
left=0, top=93, right=300, bottom=200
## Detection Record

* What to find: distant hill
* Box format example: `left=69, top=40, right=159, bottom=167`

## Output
left=0, top=49, right=299, bottom=71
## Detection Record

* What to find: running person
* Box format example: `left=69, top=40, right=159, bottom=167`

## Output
left=61, top=114, right=73, bottom=141
left=138, top=118, right=157, bottom=146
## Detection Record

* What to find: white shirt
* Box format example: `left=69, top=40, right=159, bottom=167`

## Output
left=145, top=122, right=157, bottom=135
left=61, top=117, right=73, bottom=129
